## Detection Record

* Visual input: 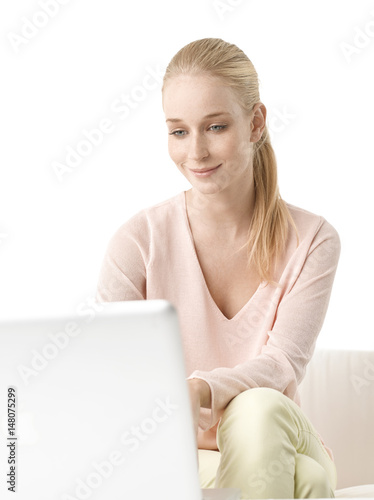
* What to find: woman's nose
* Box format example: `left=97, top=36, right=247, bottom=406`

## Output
left=187, top=133, right=209, bottom=161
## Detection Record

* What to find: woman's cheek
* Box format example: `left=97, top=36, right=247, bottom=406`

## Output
left=169, top=141, right=186, bottom=164
left=168, top=141, right=177, bottom=162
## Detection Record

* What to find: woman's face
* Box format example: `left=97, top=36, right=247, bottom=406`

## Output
left=163, top=73, right=262, bottom=196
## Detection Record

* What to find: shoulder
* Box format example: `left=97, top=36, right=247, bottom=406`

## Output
left=285, top=202, right=341, bottom=263
left=142, top=191, right=184, bottom=225
left=286, top=202, right=340, bottom=243
left=123, top=191, right=182, bottom=230
left=107, top=191, right=183, bottom=247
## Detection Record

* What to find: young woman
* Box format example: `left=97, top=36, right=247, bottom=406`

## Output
left=96, top=38, right=340, bottom=499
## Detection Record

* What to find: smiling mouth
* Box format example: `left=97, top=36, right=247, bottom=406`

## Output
left=190, top=164, right=221, bottom=173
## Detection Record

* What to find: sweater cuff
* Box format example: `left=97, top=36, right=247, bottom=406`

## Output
left=187, top=373, right=222, bottom=431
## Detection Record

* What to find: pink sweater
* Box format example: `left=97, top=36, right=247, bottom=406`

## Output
left=95, top=190, right=340, bottom=456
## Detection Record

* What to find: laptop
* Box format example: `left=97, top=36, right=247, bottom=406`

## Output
left=0, top=299, right=240, bottom=500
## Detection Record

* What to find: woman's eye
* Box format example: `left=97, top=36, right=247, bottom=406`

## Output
left=209, top=125, right=227, bottom=132
left=169, top=130, right=186, bottom=137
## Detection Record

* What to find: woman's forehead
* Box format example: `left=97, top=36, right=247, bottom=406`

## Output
left=163, top=75, right=242, bottom=118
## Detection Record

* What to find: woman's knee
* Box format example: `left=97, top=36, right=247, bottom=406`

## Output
left=220, top=387, right=288, bottom=427
left=217, top=387, right=292, bottom=449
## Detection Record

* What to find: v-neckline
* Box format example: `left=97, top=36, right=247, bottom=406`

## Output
left=181, top=191, right=264, bottom=322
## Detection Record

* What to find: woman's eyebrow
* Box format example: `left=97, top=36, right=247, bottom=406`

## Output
left=165, top=112, right=231, bottom=123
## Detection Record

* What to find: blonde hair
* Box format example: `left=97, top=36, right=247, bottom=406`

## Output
left=162, top=38, right=298, bottom=284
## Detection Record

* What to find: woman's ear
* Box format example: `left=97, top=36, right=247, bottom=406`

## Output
left=250, top=103, right=267, bottom=143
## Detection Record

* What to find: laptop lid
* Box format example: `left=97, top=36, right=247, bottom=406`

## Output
left=0, top=299, right=206, bottom=499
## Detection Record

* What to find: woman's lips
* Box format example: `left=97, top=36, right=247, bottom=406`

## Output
left=189, top=164, right=221, bottom=177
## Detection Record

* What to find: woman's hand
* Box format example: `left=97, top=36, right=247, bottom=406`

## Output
left=187, top=379, right=212, bottom=443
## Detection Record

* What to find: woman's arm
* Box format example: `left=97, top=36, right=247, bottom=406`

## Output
left=95, top=214, right=148, bottom=303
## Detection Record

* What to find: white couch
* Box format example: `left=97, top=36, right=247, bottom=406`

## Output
left=298, top=349, right=374, bottom=497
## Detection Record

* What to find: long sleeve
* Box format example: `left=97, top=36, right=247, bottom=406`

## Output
left=95, top=212, right=149, bottom=303
left=188, top=218, right=341, bottom=431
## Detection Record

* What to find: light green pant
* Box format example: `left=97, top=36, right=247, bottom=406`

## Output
left=198, top=388, right=337, bottom=499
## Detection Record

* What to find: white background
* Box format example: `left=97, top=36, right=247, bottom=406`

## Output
left=1, top=0, right=373, bottom=350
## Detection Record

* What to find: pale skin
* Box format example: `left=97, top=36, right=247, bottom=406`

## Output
left=162, top=73, right=267, bottom=443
